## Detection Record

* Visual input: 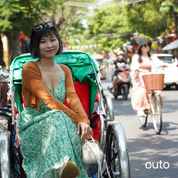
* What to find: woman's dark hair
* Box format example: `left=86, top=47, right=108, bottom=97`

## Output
left=137, top=46, right=151, bottom=63
left=29, top=25, right=63, bottom=58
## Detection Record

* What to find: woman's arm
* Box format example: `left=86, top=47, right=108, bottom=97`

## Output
left=130, top=54, right=139, bottom=71
left=151, top=56, right=168, bottom=71
left=22, top=62, right=78, bottom=123
left=61, top=64, right=92, bottom=139
left=130, top=54, right=139, bottom=83
left=61, top=64, right=90, bottom=125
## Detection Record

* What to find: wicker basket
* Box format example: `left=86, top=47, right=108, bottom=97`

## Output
left=142, top=74, right=165, bottom=91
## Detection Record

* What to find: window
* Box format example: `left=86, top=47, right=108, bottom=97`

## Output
left=157, top=56, right=175, bottom=64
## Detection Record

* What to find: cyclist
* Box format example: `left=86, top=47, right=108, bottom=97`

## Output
left=130, top=38, right=168, bottom=117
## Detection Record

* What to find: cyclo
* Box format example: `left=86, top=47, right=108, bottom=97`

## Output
left=0, top=51, right=131, bottom=178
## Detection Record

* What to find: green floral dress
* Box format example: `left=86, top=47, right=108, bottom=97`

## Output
left=17, top=66, right=88, bottom=178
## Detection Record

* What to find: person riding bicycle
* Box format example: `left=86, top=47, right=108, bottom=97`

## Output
left=111, top=50, right=128, bottom=93
left=130, top=38, right=168, bottom=117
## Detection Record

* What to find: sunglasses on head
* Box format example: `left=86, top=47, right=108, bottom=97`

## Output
left=143, top=44, right=150, bottom=47
left=33, top=21, right=54, bottom=32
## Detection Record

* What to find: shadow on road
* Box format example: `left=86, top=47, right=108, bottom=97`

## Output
left=127, top=129, right=178, bottom=178
left=137, top=121, right=178, bottom=134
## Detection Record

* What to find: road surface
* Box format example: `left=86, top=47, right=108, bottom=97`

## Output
left=102, top=69, right=178, bottom=178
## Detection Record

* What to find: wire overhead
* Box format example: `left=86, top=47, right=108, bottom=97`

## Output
left=64, top=0, right=146, bottom=8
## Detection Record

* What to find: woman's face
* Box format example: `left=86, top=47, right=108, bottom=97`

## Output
left=140, top=43, right=150, bottom=54
left=39, top=33, right=59, bottom=59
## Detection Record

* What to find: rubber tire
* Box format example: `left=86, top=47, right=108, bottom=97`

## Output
left=106, top=130, right=130, bottom=178
left=164, top=85, right=171, bottom=90
left=122, top=86, right=128, bottom=100
left=139, top=114, right=148, bottom=127
left=175, top=85, right=178, bottom=90
left=114, top=95, right=118, bottom=99
left=151, top=93, right=162, bottom=134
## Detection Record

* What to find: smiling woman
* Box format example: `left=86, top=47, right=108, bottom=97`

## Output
left=17, top=21, right=92, bottom=178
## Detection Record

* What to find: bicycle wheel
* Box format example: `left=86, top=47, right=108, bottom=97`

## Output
left=151, top=93, right=162, bottom=134
left=139, top=114, right=148, bottom=127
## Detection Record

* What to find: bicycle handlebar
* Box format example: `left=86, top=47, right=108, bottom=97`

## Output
left=137, top=65, right=165, bottom=74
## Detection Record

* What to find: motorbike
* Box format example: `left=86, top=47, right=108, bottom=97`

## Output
left=109, top=63, right=131, bottom=100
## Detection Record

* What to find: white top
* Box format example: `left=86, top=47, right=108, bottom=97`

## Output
left=131, top=54, right=164, bottom=72
left=130, top=54, right=164, bottom=83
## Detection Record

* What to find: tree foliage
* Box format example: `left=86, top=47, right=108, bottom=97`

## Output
left=0, top=0, right=96, bottom=63
left=0, top=0, right=53, bottom=35
left=0, top=0, right=178, bottom=62
left=160, top=0, right=178, bottom=35
left=125, top=0, right=169, bottom=39
left=0, top=0, right=55, bottom=62
left=85, top=0, right=178, bottom=52
left=87, top=6, right=131, bottom=50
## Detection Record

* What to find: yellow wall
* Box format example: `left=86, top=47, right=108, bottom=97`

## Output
left=1, top=35, right=9, bottom=69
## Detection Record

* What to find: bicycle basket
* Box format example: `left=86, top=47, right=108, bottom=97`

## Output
left=142, top=74, right=165, bottom=91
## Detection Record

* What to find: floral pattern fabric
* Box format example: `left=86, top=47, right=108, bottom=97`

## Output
left=17, top=66, right=88, bottom=178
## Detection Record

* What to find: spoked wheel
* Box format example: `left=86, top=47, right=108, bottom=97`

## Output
left=106, top=131, right=120, bottom=178
left=122, top=86, right=128, bottom=100
left=106, top=130, right=130, bottom=178
left=151, top=93, right=162, bottom=134
left=139, top=114, right=148, bottom=127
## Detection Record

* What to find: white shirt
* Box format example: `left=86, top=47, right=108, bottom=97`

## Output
left=130, top=54, right=164, bottom=82
left=131, top=54, right=164, bottom=72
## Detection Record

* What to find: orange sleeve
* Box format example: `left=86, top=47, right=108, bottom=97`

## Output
left=60, top=64, right=90, bottom=125
left=22, top=62, right=78, bottom=123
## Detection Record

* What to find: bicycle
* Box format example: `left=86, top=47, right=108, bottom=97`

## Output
left=138, top=67, right=164, bottom=134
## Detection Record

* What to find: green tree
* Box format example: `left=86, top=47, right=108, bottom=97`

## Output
left=0, top=0, right=97, bottom=65
left=0, top=0, right=54, bottom=64
left=125, top=0, right=168, bottom=39
left=44, top=0, right=97, bottom=40
left=160, top=0, right=178, bottom=36
left=87, top=6, right=131, bottom=50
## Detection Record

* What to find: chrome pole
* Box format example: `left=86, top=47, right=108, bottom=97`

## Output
left=10, top=67, right=15, bottom=125
left=91, top=63, right=106, bottom=116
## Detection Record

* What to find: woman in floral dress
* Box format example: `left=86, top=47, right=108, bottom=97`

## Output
left=130, top=38, right=168, bottom=117
left=17, top=21, right=92, bottom=178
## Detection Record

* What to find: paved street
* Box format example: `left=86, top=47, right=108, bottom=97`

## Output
left=0, top=68, right=177, bottom=178
left=102, top=69, right=178, bottom=178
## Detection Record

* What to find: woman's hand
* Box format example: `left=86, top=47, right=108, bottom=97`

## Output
left=164, top=63, right=168, bottom=67
left=77, top=122, right=93, bottom=140
left=162, top=63, right=168, bottom=69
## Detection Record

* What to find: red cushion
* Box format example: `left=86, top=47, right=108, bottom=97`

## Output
left=64, top=82, right=90, bottom=116
left=90, top=111, right=101, bottom=143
